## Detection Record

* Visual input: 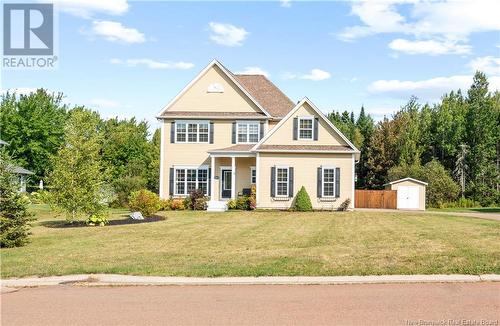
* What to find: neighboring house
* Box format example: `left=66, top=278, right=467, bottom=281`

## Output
left=0, top=139, right=34, bottom=192
left=157, top=60, right=359, bottom=210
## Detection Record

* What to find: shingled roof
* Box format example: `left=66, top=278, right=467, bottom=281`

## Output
left=234, top=75, right=295, bottom=119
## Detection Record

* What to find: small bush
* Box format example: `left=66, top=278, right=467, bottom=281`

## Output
left=112, top=176, right=147, bottom=207
left=182, top=196, right=192, bottom=210
left=194, top=197, right=208, bottom=210
left=169, top=198, right=185, bottom=210
left=227, top=199, right=237, bottom=209
left=128, top=189, right=160, bottom=217
left=293, top=186, right=313, bottom=211
left=338, top=198, right=351, bottom=211
left=186, top=189, right=205, bottom=210
left=236, top=196, right=250, bottom=210
left=159, top=199, right=171, bottom=211
left=86, top=212, right=109, bottom=226
left=440, top=198, right=480, bottom=209
left=248, top=196, right=256, bottom=210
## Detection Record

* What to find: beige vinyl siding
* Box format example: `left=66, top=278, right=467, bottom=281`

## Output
left=262, top=102, right=348, bottom=146
left=167, top=65, right=263, bottom=114
left=258, top=152, right=354, bottom=210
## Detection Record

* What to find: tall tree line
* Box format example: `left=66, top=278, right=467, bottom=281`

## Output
left=328, top=72, right=499, bottom=206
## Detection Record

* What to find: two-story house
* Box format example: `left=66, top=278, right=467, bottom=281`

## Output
left=157, top=60, right=359, bottom=211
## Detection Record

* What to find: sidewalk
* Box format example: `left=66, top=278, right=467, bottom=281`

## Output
left=2, top=274, right=499, bottom=289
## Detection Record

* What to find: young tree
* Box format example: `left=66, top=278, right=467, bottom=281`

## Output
left=355, top=106, right=375, bottom=188
left=0, top=89, right=67, bottom=186
left=0, top=151, right=35, bottom=247
left=454, top=144, right=469, bottom=198
left=48, top=108, right=105, bottom=222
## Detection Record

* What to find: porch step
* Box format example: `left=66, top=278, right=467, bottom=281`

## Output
left=207, top=200, right=228, bottom=212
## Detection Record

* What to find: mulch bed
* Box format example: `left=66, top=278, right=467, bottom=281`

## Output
left=40, top=215, right=165, bottom=228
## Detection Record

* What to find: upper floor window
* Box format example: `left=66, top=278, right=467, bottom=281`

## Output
left=176, top=121, right=209, bottom=143
left=237, top=122, right=260, bottom=143
left=298, top=117, right=314, bottom=140
left=276, top=167, right=289, bottom=197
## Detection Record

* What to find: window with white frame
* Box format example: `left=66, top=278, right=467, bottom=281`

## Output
left=237, top=122, right=259, bottom=143
left=298, top=117, right=313, bottom=140
left=250, top=167, right=256, bottom=184
left=175, top=167, right=208, bottom=195
left=322, top=167, right=336, bottom=197
left=176, top=121, right=209, bottom=143
left=276, top=167, right=289, bottom=197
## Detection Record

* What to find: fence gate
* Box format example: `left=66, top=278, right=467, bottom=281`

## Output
left=355, top=190, right=397, bottom=209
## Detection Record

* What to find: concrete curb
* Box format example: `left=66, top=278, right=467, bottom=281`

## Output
left=1, top=274, right=497, bottom=288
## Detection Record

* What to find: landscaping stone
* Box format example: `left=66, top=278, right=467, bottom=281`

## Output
left=130, top=212, right=144, bottom=220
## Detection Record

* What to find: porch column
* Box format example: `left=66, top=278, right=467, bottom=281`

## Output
left=231, top=156, right=236, bottom=199
left=211, top=156, right=215, bottom=200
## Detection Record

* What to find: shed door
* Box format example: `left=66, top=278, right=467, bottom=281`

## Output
left=397, top=186, right=419, bottom=209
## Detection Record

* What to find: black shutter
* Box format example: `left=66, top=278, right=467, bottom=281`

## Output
left=293, top=118, right=298, bottom=140
left=270, top=167, right=276, bottom=197
left=317, top=167, right=322, bottom=198
left=259, top=121, right=265, bottom=140
left=170, top=122, right=175, bottom=143
left=335, top=167, right=340, bottom=198
left=208, top=168, right=211, bottom=196
left=169, top=168, right=174, bottom=196
left=232, top=122, right=236, bottom=144
left=209, top=122, right=214, bottom=144
left=314, top=118, right=319, bottom=141
left=288, top=167, right=294, bottom=198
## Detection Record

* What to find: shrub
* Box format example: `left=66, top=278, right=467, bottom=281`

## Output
left=338, top=198, right=351, bottom=211
left=182, top=196, right=192, bottom=210
left=440, top=198, right=480, bottom=209
left=159, top=199, right=171, bottom=211
left=112, top=176, right=147, bottom=207
left=236, top=196, right=250, bottom=210
left=293, top=186, right=313, bottom=211
left=194, top=197, right=208, bottom=210
left=128, top=189, right=160, bottom=217
left=86, top=212, right=109, bottom=226
left=227, top=199, right=237, bottom=209
left=248, top=196, right=256, bottom=210
left=186, top=189, right=206, bottom=210
left=169, top=198, right=185, bottom=210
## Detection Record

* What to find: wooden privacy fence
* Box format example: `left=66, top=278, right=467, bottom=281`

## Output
left=355, top=190, right=397, bottom=209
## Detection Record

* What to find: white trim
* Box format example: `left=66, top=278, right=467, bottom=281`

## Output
left=321, top=166, right=336, bottom=198
left=297, top=116, right=314, bottom=140
left=231, top=157, right=236, bottom=199
left=156, top=59, right=272, bottom=118
left=159, top=122, right=165, bottom=198
left=174, top=121, right=209, bottom=144
left=211, top=156, right=215, bottom=200
left=236, top=121, right=260, bottom=144
left=255, top=149, right=358, bottom=154
left=352, top=154, right=355, bottom=208
left=252, top=97, right=360, bottom=152
left=250, top=166, right=256, bottom=184
left=209, top=153, right=255, bottom=158
left=219, top=166, right=232, bottom=199
left=173, top=166, right=209, bottom=197
left=256, top=153, right=260, bottom=206
left=384, top=177, right=428, bottom=186
left=275, top=166, right=290, bottom=198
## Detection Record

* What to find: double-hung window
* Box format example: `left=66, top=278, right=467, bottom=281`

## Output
left=250, top=167, right=256, bottom=184
left=237, top=122, right=260, bottom=143
left=322, top=167, right=336, bottom=197
left=276, top=167, right=289, bottom=197
left=176, top=121, right=209, bottom=143
left=175, top=167, right=208, bottom=196
left=298, top=117, right=314, bottom=140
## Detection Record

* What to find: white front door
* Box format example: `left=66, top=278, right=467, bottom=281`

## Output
left=397, top=186, right=419, bottom=209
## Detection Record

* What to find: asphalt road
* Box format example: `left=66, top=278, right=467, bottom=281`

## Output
left=1, top=283, right=499, bottom=325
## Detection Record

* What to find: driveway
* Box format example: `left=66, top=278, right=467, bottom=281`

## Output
left=355, top=208, right=500, bottom=221
left=1, top=283, right=499, bottom=325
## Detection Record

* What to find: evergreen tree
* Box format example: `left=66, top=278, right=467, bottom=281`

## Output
left=454, top=144, right=469, bottom=198
left=355, top=106, right=375, bottom=188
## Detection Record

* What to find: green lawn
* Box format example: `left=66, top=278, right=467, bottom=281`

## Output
left=1, top=205, right=499, bottom=278
left=429, top=207, right=500, bottom=213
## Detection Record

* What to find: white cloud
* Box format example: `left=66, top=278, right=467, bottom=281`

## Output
left=368, top=75, right=500, bottom=100
left=388, top=38, right=471, bottom=55
left=282, top=72, right=297, bottom=80
left=208, top=22, right=249, bottom=47
left=280, top=0, right=292, bottom=8
left=89, top=98, right=121, bottom=109
left=110, top=58, right=194, bottom=70
left=89, top=20, right=145, bottom=44
left=49, top=0, right=129, bottom=18
left=338, top=0, right=500, bottom=56
left=236, top=66, right=270, bottom=77
left=300, top=69, right=331, bottom=81
left=468, top=56, right=500, bottom=75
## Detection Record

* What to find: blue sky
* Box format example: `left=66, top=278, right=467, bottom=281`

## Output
left=2, top=0, right=499, bottom=131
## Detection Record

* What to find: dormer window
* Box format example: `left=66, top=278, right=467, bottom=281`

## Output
left=298, top=117, right=314, bottom=140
